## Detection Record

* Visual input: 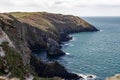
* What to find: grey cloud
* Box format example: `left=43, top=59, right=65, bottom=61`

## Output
left=54, top=1, right=63, bottom=5
left=76, top=5, right=90, bottom=7
left=96, top=4, right=120, bottom=7
left=76, top=4, right=120, bottom=8
left=0, top=0, right=14, bottom=6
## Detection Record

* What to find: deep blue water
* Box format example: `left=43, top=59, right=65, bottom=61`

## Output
left=35, top=17, right=120, bottom=80
left=59, top=17, right=120, bottom=80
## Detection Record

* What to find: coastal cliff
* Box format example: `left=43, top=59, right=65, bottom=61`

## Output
left=0, top=12, right=98, bottom=79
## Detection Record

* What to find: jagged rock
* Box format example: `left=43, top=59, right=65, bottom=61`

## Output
left=0, top=57, right=10, bottom=75
left=30, top=55, right=80, bottom=79
left=0, top=47, right=5, bottom=57
left=60, top=32, right=72, bottom=41
left=79, top=76, right=84, bottom=79
left=24, top=73, right=34, bottom=80
left=4, top=68, right=9, bottom=73
left=47, top=38, right=65, bottom=57
left=87, top=75, right=93, bottom=78
left=0, top=27, right=14, bottom=48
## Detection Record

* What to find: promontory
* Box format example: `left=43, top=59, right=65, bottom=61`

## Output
left=0, top=12, right=98, bottom=80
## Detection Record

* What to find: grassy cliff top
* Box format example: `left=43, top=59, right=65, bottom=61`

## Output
left=10, top=12, right=56, bottom=32
left=0, top=12, right=97, bottom=35
left=10, top=12, right=94, bottom=28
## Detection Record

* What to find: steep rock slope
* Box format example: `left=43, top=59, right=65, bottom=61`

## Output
left=0, top=12, right=98, bottom=79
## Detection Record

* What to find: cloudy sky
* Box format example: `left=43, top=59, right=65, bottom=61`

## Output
left=0, top=0, right=120, bottom=16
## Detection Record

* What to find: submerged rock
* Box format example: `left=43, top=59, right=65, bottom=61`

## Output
left=87, top=75, right=93, bottom=78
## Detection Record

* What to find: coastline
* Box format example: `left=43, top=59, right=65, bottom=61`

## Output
left=0, top=12, right=98, bottom=79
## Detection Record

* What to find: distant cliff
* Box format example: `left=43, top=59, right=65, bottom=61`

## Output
left=0, top=12, right=98, bottom=79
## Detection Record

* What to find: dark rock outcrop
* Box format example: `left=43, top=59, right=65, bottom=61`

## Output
left=47, top=38, right=65, bottom=57
left=60, top=32, right=72, bottom=41
left=30, top=55, right=80, bottom=79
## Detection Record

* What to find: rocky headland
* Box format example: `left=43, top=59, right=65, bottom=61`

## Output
left=0, top=12, right=98, bottom=79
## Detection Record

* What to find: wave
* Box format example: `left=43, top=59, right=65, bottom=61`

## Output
left=61, top=42, right=69, bottom=45
left=100, top=29, right=104, bottom=32
left=76, top=73, right=98, bottom=80
left=66, top=52, right=70, bottom=55
left=62, top=43, right=74, bottom=47
left=70, top=37, right=76, bottom=41
left=69, top=43, right=74, bottom=46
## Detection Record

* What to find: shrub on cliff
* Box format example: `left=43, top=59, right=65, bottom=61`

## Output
left=0, top=42, right=32, bottom=79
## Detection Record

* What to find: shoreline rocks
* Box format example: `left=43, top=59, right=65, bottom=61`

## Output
left=60, top=32, right=72, bottom=42
left=106, top=74, right=120, bottom=80
left=30, top=55, right=80, bottom=79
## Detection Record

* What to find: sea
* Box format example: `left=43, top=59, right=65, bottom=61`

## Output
left=34, top=17, right=120, bottom=80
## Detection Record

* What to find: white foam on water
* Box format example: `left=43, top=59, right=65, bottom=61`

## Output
left=66, top=52, right=70, bottom=55
left=69, top=43, right=74, bottom=46
left=100, top=29, right=103, bottom=32
left=76, top=73, right=97, bottom=80
left=65, top=43, right=69, bottom=46
left=62, top=43, right=74, bottom=47
left=61, top=43, right=69, bottom=47
left=70, top=37, right=76, bottom=41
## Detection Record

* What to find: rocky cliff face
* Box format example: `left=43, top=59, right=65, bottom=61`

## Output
left=0, top=12, right=98, bottom=79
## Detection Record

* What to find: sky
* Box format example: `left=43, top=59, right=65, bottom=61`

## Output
left=0, top=0, right=120, bottom=16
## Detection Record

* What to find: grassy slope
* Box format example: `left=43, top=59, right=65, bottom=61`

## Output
left=10, top=12, right=58, bottom=33
left=10, top=12, right=96, bottom=34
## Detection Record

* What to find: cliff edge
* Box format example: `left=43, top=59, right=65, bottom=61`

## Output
left=0, top=12, right=98, bottom=79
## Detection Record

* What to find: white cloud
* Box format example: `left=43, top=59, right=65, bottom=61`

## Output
left=0, top=0, right=120, bottom=16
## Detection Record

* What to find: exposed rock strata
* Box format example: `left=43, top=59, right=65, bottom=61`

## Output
left=0, top=12, right=98, bottom=79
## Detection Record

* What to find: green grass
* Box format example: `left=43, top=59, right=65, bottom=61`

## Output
left=10, top=12, right=33, bottom=19
left=0, top=42, right=29, bottom=79
left=0, top=42, right=62, bottom=80
left=10, top=12, right=58, bottom=34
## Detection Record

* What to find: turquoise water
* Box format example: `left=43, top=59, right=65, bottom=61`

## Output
left=58, top=17, right=120, bottom=80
